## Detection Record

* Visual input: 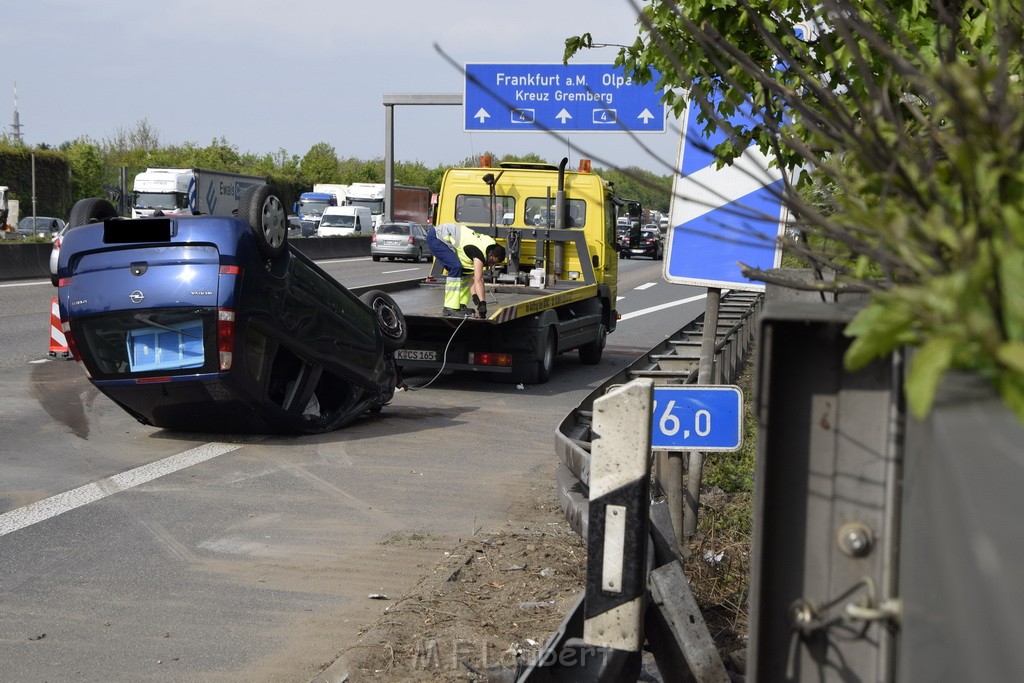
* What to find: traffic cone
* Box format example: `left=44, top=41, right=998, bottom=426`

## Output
left=48, top=297, right=71, bottom=359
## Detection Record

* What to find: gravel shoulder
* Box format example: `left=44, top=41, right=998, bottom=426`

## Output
left=315, top=486, right=586, bottom=682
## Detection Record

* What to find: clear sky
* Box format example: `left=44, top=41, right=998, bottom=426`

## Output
left=6, top=0, right=681, bottom=176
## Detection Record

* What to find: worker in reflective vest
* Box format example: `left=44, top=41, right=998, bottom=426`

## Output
left=426, top=223, right=506, bottom=318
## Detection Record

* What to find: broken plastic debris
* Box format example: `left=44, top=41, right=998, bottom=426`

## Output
left=702, top=550, right=725, bottom=564
left=516, top=383, right=525, bottom=390
left=368, top=593, right=391, bottom=600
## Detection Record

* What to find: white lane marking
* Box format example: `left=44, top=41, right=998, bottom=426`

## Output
left=0, top=280, right=50, bottom=288
left=316, top=257, right=372, bottom=264
left=619, top=293, right=708, bottom=322
left=0, top=442, right=243, bottom=537
left=636, top=282, right=657, bottom=290
left=384, top=268, right=420, bottom=275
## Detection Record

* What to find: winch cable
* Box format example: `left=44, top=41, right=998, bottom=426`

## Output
left=401, top=314, right=470, bottom=391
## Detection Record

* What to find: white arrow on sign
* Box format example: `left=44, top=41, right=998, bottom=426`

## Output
left=474, top=108, right=490, bottom=124
left=638, top=108, right=656, bottom=124
left=555, top=108, right=573, bottom=124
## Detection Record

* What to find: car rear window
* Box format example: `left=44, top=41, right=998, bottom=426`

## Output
left=378, top=224, right=410, bottom=235
left=74, top=308, right=218, bottom=379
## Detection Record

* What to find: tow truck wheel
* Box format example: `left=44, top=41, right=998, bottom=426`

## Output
left=360, top=289, right=408, bottom=352
left=536, top=327, right=557, bottom=383
left=240, top=184, right=287, bottom=260
left=68, top=197, right=119, bottom=228
left=578, top=323, right=606, bottom=365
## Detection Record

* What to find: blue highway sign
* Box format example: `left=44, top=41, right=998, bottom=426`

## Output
left=464, top=63, right=665, bottom=133
left=651, top=386, right=743, bottom=451
left=662, top=97, right=787, bottom=291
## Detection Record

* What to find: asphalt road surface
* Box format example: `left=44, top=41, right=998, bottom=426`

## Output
left=0, top=255, right=707, bottom=681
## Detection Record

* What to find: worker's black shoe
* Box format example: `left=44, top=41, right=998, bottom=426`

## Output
left=442, top=307, right=470, bottom=317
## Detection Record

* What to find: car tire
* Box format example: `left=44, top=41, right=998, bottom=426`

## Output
left=360, top=289, right=407, bottom=352
left=239, top=185, right=287, bottom=260
left=372, top=255, right=381, bottom=262
left=414, top=248, right=422, bottom=262
left=387, top=256, right=395, bottom=262
left=68, top=197, right=119, bottom=228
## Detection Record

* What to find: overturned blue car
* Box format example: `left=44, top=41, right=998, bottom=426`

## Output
left=55, top=185, right=406, bottom=434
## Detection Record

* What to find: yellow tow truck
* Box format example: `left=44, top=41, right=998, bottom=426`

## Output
left=378, top=157, right=622, bottom=383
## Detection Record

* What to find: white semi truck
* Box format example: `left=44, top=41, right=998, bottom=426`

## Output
left=131, top=168, right=266, bottom=219
left=343, top=183, right=386, bottom=229
left=344, top=182, right=431, bottom=229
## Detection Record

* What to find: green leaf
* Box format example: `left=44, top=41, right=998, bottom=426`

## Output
left=997, top=371, right=1024, bottom=428
left=996, top=342, right=1024, bottom=374
left=999, top=250, right=1024, bottom=341
left=905, top=337, right=957, bottom=418
left=844, top=298, right=919, bottom=370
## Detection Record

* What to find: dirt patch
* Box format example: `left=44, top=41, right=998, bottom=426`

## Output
left=323, top=491, right=587, bottom=682
left=316, top=487, right=753, bottom=683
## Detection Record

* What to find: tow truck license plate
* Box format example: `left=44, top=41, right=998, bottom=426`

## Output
left=395, top=349, right=437, bottom=361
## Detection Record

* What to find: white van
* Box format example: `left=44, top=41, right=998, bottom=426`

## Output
left=318, top=206, right=373, bottom=237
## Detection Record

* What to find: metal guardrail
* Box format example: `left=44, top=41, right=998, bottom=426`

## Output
left=518, top=289, right=762, bottom=683
left=555, top=289, right=763, bottom=537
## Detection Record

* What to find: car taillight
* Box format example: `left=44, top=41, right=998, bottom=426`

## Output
left=371, top=234, right=377, bottom=244
left=219, top=265, right=242, bottom=276
left=218, top=308, right=235, bottom=370
left=467, top=352, right=513, bottom=367
left=407, top=235, right=414, bottom=244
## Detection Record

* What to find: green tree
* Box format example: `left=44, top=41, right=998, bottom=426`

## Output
left=567, top=1, right=1024, bottom=422
left=60, top=137, right=105, bottom=202
left=597, top=165, right=671, bottom=215
left=300, top=142, right=341, bottom=183
left=338, top=156, right=384, bottom=184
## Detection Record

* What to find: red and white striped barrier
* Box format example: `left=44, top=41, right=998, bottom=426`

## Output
left=48, top=297, right=70, bottom=358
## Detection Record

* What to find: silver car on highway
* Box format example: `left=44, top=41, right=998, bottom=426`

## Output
left=370, top=221, right=431, bottom=263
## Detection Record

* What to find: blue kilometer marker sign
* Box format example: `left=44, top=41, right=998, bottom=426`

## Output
left=651, top=386, right=744, bottom=451
left=464, top=63, right=665, bottom=133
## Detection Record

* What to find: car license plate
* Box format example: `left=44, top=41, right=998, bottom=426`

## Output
left=631, top=248, right=645, bottom=254
left=395, top=349, right=437, bottom=361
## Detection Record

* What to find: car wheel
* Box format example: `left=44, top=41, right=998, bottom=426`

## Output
left=387, top=256, right=395, bottom=262
left=239, top=185, right=287, bottom=260
left=372, top=255, right=381, bottom=262
left=68, top=197, right=119, bottom=228
left=578, top=323, right=606, bottom=365
left=360, top=289, right=407, bottom=352
left=414, top=248, right=422, bottom=262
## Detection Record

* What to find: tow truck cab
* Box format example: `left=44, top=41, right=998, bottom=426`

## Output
left=436, top=158, right=619, bottom=301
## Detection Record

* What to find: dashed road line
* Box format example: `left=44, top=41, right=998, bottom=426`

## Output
left=0, top=442, right=244, bottom=537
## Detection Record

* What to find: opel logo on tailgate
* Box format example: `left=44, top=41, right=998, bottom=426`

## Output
left=129, top=290, right=146, bottom=304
